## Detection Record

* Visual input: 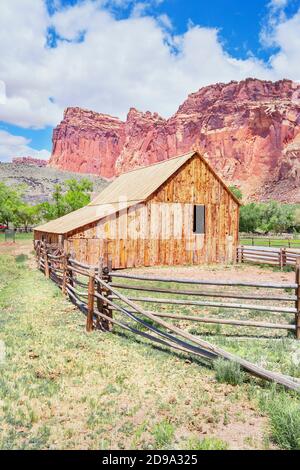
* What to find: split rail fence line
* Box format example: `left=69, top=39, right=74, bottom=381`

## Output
left=241, top=236, right=300, bottom=249
left=34, top=240, right=300, bottom=392
left=237, top=245, right=300, bottom=268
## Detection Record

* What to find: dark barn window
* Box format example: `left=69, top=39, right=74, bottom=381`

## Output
left=193, top=205, right=205, bottom=234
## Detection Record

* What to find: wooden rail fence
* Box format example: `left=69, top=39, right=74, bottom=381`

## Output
left=237, top=245, right=300, bottom=268
left=240, top=236, right=300, bottom=248
left=33, top=240, right=300, bottom=392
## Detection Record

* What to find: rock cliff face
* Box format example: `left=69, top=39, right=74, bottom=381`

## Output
left=0, top=162, right=107, bottom=205
left=49, top=79, right=300, bottom=202
left=51, top=108, right=125, bottom=178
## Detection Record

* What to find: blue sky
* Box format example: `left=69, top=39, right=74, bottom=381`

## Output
left=0, top=0, right=300, bottom=161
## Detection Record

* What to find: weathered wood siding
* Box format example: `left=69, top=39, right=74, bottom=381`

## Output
left=34, top=231, right=60, bottom=245
left=56, top=155, right=239, bottom=268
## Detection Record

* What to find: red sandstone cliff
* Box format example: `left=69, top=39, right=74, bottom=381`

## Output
left=51, top=108, right=125, bottom=178
left=49, top=79, right=300, bottom=202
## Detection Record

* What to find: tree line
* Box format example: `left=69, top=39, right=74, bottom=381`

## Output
left=229, top=186, right=300, bottom=234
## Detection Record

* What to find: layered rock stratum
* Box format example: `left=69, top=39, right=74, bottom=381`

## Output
left=0, top=163, right=108, bottom=204
left=49, top=78, right=300, bottom=202
left=12, top=157, right=48, bottom=167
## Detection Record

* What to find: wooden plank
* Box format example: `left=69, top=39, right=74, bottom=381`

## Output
left=296, top=258, right=300, bottom=340
left=110, top=308, right=296, bottom=330
left=110, top=282, right=296, bottom=301
left=62, top=254, right=68, bottom=296
left=110, top=294, right=297, bottom=314
left=97, top=277, right=300, bottom=391
left=109, top=272, right=297, bottom=289
left=86, top=268, right=95, bottom=332
left=44, top=244, right=50, bottom=279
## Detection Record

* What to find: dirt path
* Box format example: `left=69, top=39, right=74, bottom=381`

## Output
left=0, top=239, right=33, bottom=257
left=125, top=263, right=295, bottom=284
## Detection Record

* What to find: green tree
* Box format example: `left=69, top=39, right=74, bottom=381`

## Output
left=14, top=203, right=41, bottom=231
left=259, top=201, right=294, bottom=233
left=240, top=203, right=263, bottom=233
left=63, top=179, right=93, bottom=211
left=229, top=185, right=243, bottom=201
left=240, top=201, right=299, bottom=234
left=0, top=182, right=24, bottom=227
left=39, top=178, right=93, bottom=221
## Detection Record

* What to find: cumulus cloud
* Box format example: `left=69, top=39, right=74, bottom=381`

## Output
left=0, top=0, right=299, bottom=135
left=269, top=0, right=289, bottom=9
left=0, top=130, right=50, bottom=162
left=0, top=81, right=6, bottom=105
left=268, top=9, right=300, bottom=80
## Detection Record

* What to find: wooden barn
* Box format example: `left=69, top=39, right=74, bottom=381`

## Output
left=34, top=151, right=241, bottom=268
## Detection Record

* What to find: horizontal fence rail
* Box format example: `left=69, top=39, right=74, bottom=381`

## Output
left=109, top=271, right=298, bottom=289
left=33, top=240, right=300, bottom=392
left=240, top=236, right=300, bottom=248
left=237, top=245, right=300, bottom=268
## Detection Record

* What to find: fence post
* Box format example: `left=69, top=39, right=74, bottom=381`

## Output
left=62, top=253, right=68, bottom=296
left=102, top=256, right=113, bottom=332
left=96, top=257, right=104, bottom=330
left=35, top=241, right=41, bottom=269
left=86, top=268, right=95, bottom=332
left=241, top=245, right=244, bottom=263
left=279, top=248, right=283, bottom=270
left=282, top=248, right=286, bottom=268
left=44, top=243, right=50, bottom=279
left=68, top=253, right=75, bottom=288
left=295, top=258, right=300, bottom=340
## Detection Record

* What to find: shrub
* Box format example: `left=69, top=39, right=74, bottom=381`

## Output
left=260, top=394, right=300, bottom=450
left=152, top=420, right=175, bottom=448
left=15, top=254, right=28, bottom=263
left=214, top=359, right=245, bottom=386
left=185, top=436, right=228, bottom=450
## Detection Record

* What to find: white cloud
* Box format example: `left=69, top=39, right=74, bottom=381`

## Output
left=0, top=0, right=299, bottom=136
left=269, top=0, right=289, bottom=8
left=0, top=130, right=50, bottom=162
left=157, top=14, right=172, bottom=30
left=0, top=81, right=6, bottom=105
left=265, top=7, right=300, bottom=80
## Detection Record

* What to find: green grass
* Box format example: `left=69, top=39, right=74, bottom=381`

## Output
left=152, top=420, right=175, bottom=448
left=1, top=253, right=272, bottom=450
left=111, top=268, right=300, bottom=450
left=181, top=436, right=228, bottom=450
left=114, top=275, right=299, bottom=379
left=258, top=390, right=300, bottom=450
left=0, top=232, right=33, bottom=242
left=214, top=359, right=245, bottom=386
